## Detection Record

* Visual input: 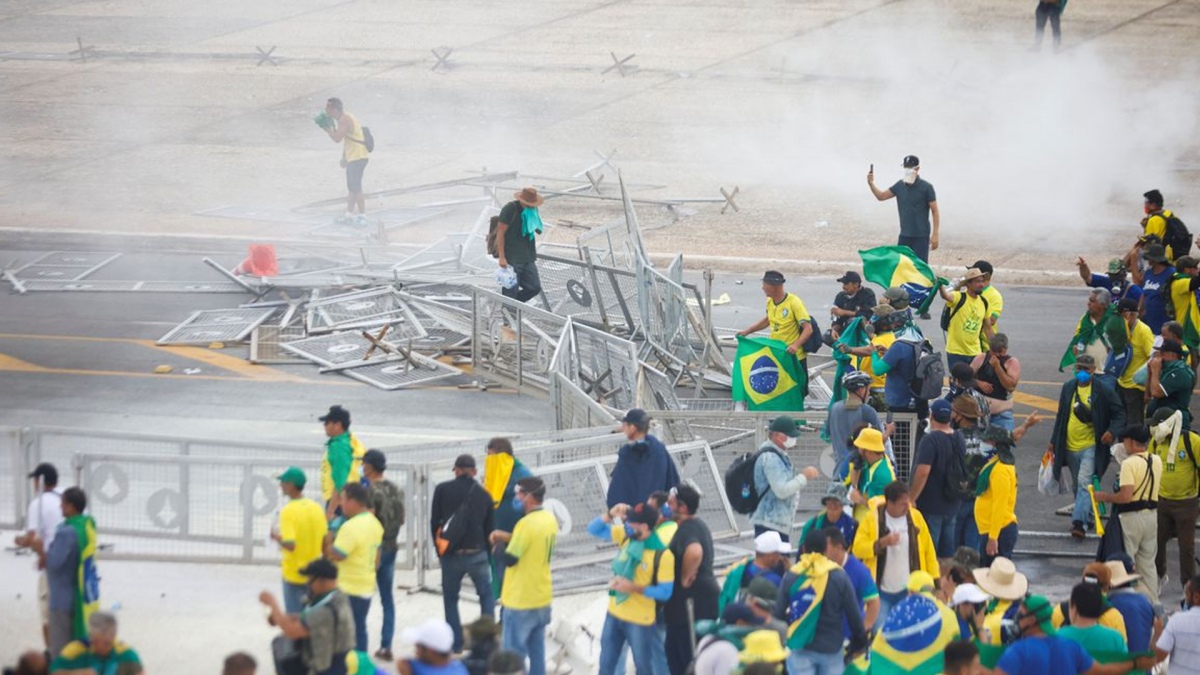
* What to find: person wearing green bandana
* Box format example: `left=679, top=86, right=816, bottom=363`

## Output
left=50, top=611, right=142, bottom=675
left=994, top=594, right=1154, bottom=675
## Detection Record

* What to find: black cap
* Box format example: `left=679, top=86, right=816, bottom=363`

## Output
left=362, top=449, right=387, bottom=472
left=27, top=462, right=57, bottom=483
left=622, top=408, right=650, bottom=426
left=300, top=558, right=338, bottom=580
left=319, top=405, right=351, bottom=427
left=837, top=271, right=862, bottom=284
left=761, top=270, right=786, bottom=285
left=968, top=260, right=993, bottom=276
left=1161, top=339, right=1184, bottom=356
left=454, top=454, right=476, bottom=469
left=903, top=155, right=920, bottom=168
left=1144, top=189, right=1164, bottom=207
left=1118, top=424, right=1151, bottom=444
left=1117, top=297, right=1139, bottom=313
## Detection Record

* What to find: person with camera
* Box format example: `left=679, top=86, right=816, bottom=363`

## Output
left=1048, top=354, right=1126, bottom=541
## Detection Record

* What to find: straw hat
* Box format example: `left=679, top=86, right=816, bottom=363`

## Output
left=963, top=267, right=986, bottom=281
left=514, top=186, right=545, bottom=207
left=973, top=557, right=1028, bottom=601
left=1104, top=560, right=1141, bottom=588
left=854, top=427, right=886, bottom=454
left=739, top=629, right=789, bottom=664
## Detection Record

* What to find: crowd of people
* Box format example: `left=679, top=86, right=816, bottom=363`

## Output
left=11, top=176, right=1200, bottom=675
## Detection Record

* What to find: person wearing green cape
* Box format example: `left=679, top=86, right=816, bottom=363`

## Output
left=36, top=486, right=99, bottom=658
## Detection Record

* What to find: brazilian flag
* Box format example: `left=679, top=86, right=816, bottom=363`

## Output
left=859, top=246, right=947, bottom=314
left=732, top=335, right=806, bottom=411
left=869, top=593, right=961, bottom=674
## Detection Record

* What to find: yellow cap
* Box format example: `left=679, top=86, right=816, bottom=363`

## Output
left=907, top=570, right=936, bottom=594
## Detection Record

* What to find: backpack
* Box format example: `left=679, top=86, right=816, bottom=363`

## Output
left=361, top=126, right=375, bottom=152
left=725, top=448, right=783, bottom=514
left=942, top=440, right=975, bottom=502
left=907, top=340, right=946, bottom=401
left=940, top=291, right=989, bottom=332
left=486, top=219, right=500, bottom=258
left=1163, top=212, right=1192, bottom=259
left=803, top=316, right=824, bottom=355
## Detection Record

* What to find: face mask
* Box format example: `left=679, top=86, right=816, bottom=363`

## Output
left=903, top=169, right=917, bottom=185
left=624, top=524, right=637, bottom=540
left=659, top=503, right=672, bottom=519
left=783, top=436, right=798, bottom=449
left=1075, top=370, right=1092, bottom=385
left=511, top=496, right=525, bottom=514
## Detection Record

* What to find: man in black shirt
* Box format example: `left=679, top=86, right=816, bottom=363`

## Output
left=907, top=399, right=966, bottom=558
left=867, top=155, right=940, bottom=263
left=828, top=271, right=877, bottom=341
left=430, top=454, right=496, bottom=652
left=663, top=485, right=720, bottom=675
left=496, top=187, right=545, bottom=304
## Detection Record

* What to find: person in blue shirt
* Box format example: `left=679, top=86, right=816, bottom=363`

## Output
left=1077, top=257, right=1143, bottom=306
left=994, top=594, right=1154, bottom=675
left=1103, top=555, right=1161, bottom=662
left=1132, top=243, right=1175, bottom=335
left=822, top=526, right=880, bottom=634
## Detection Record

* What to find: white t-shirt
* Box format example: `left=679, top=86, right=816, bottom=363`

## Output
left=26, top=490, right=63, bottom=551
left=692, top=635, right=741, bottom=675
left=880, top=511, right=911, bottom=594
left=1158, top=607, right=1200, bottom=675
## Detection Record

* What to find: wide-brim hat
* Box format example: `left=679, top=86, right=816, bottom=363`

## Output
left=853, top=427, right=885, bottom=454
left=1104, top=558, right=1141, bottom=588
left=821, top=481, right=852, bottom=507
left=1143, top=243, right=1168, bottom=263
left=963, top=267, right=986, bottom=282
left=739, top=629, right=789, bottom=664
left=514, top=186, right=545, bottom=207
left=973, top=557, right=1028, bottom=601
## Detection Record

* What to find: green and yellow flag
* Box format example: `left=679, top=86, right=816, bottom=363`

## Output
left=784, top=553, right=842, bottom=650
left=732, top=335, right=806, bottom=411
left=858, top=246, right=946, bottom=314
left=869, top=593, right=960, bottom=675
left=65, top=514, right=100, bottom=640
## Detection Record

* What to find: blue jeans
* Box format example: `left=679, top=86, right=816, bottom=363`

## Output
left=1066, top=446, right=1096, bottom=526
left=501, top=261, right=543, bottom=304
left=282, top=581, right=307, bottom=615
left=877, top=589, right=906, bottom=630
left=348, top=594, right=371, bottom=653
left=979, top=522, right=1019, bottom=567
left=898, top=234, right=930, bottom=264
left=377, top=549, right=397, bottom=649
left=598, top=614, right=668, bottom=675
left=991, top=409, right=1015, bottom=431
left=503, top=606, right=552, bottom=675
left=441, top=550, right=496, bottom=652
left=787, top=648, right=846, bottom=675
left=924, top=513, right=959, bottom=559
left=956, top=499, right=980, bottom=551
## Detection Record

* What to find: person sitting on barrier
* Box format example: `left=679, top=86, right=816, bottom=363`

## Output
left=272, top=467, right=328, bottom=615
left=50, top=612, right=142, bottom=675
left=606, top=408, right=680, bottom=509
left=260, top=558, right=355, bottom=675
left=319, top=405, right=367, bottom=522
left=718, top=530, right=789, bottom=614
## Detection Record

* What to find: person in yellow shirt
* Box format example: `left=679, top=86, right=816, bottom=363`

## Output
left=970, top=261, right=1004, bottom=352
left=272, top=467, right=328, bottom=614
left=938, top=268, right=995, bottom=370
left=1048, top=562, right=1128, bottom=641
left=975, top=428, right=1021, bottom=567
left=322, top=97, right=371, bottom=227
left=1096, top=425, right=1164, bottom=605
left=1113, top=298, right=1155, bottom=426
left=1147, top=408, right=1200, bottom=593
left=491, top=477, right=557, bottom=675
left=737, top=270, right=813, bottom=405
left=324, top=482, right=383, bottom=654
left=972, top=556, right=1028, bottom=668
left=1141, top=189, right=1181, bottom=261
left=588, top=502, right=675, bottom=675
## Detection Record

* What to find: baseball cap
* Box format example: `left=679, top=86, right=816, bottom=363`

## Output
left=300, top=558, right=338, bottom=580
left=950, top=583, right=990, bottom=607
left=277, top=467, right=307, bottom=489
left=1143, top=243, right=1168, bottom=263
left=1160, top=339, right=1185, bottom=356
left=968, top=260, right=994, bottom=276
left=318, top=405, right=351, bottom=427
left=721, top=602, right=763, bottom=626
left=622, top=408, right=650, bottom=426
left=768, top=416, right=799, bottom=438
left=1149, top=406, right=1179, bottom=426
left=837, top=271, right=862, bottom=284
left=761, top=270, right=786, bottom=285
left=754, top=530, right=784, bottom=554
left=27, top=462, right=58, bottom=483
left=401, top=619, right=455, bottom=654
left=1177, top=256, right=1200, bottom=271
left=454, top=454, right=476, bottom=469
left=902, top=155, right=920, bottom=168
left=1117, top=297, right=1139, bottom=313
left=930, top=398, right=953, bottom=423
left=362, top=449, right=387, bottom=472
left=745, top=577, right=780, bottom=610
left=1022, top=595, right=1057, bottom=634
left=1075, top=353, right=1097, bottom=367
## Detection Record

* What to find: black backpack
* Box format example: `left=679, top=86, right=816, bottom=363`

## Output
left=908, top=340, right=946, bottom=401
left=725, top=448, right=783, bottom=514
left=942, top=439, right=976, bottom=502
left=361, top=126, right=375, bottom=152
left=940, top=291, right=989, bottom=332
left=1164, top=212, right=1192, bottom=259
left=803, top=316, right=824, bottom=355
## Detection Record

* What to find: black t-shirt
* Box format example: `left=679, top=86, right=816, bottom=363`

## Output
left=913, top=429, right=965, bottom=517
left=499, top=200, right=537, bottom=264
left=832, top=288, right=878, bottom=330
left=664, top=517, right=720, bottom=622
left=889, top=177, right=937, bottom=237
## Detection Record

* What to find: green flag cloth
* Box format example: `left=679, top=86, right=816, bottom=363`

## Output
left=858, top=246, right=947, bottom=314
left=1060, top=304, right=1120, bottom=371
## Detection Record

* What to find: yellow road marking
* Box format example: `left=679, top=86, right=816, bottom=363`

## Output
left=135, top=341, right=308, bottom=383
left=0, top=352, right=48, bottom=372
left=1012, top=391, right=1061, bottom=413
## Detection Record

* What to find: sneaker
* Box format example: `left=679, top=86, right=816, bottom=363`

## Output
left=374, top=648, right=393, bottom=661
left=919, top=311, right=931, bottom=320
left=1071, top=521, right=1086, bottom=540
left=352, top=214, right=369, bottom=228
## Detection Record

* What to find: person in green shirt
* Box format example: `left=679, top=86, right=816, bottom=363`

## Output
left=1058, top=582, right=1129, bottom=665
left=1147, top=340, right=1194, bottom=429
left=50, top=611, right=143, bottom=675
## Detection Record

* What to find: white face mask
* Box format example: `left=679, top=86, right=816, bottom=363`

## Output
left=783, top=436, right=798, bottom=449
left=903, top=169, right=918, bottom=185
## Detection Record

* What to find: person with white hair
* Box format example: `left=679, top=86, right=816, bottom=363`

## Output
left=50, top=612, right=142, bottom=674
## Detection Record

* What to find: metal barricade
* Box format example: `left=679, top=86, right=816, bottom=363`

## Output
left=1, top=426, right=24, bottom=528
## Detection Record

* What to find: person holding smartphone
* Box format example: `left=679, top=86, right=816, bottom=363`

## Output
left=867, top=156, right=940, bottom=263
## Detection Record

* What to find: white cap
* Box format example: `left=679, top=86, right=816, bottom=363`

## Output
left=776, top=540, right=794, bottom=555
left=755, top=530, right=783, bottom=554
left=950, top=583, right=990, bottom=607
left=401, top=619, right=455, bottom=653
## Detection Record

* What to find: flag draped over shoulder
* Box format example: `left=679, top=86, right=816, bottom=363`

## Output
left=65, top=514, right=100, bottom=640
left=784, top=553, right=842, bottom=650
left=858, top=246, right=946, bottom=314
left=1059, top=304, right=1122, bottom=371
left=869, top=593, right=960, bottom=675
left=732, top=335, right=806, bottom=411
